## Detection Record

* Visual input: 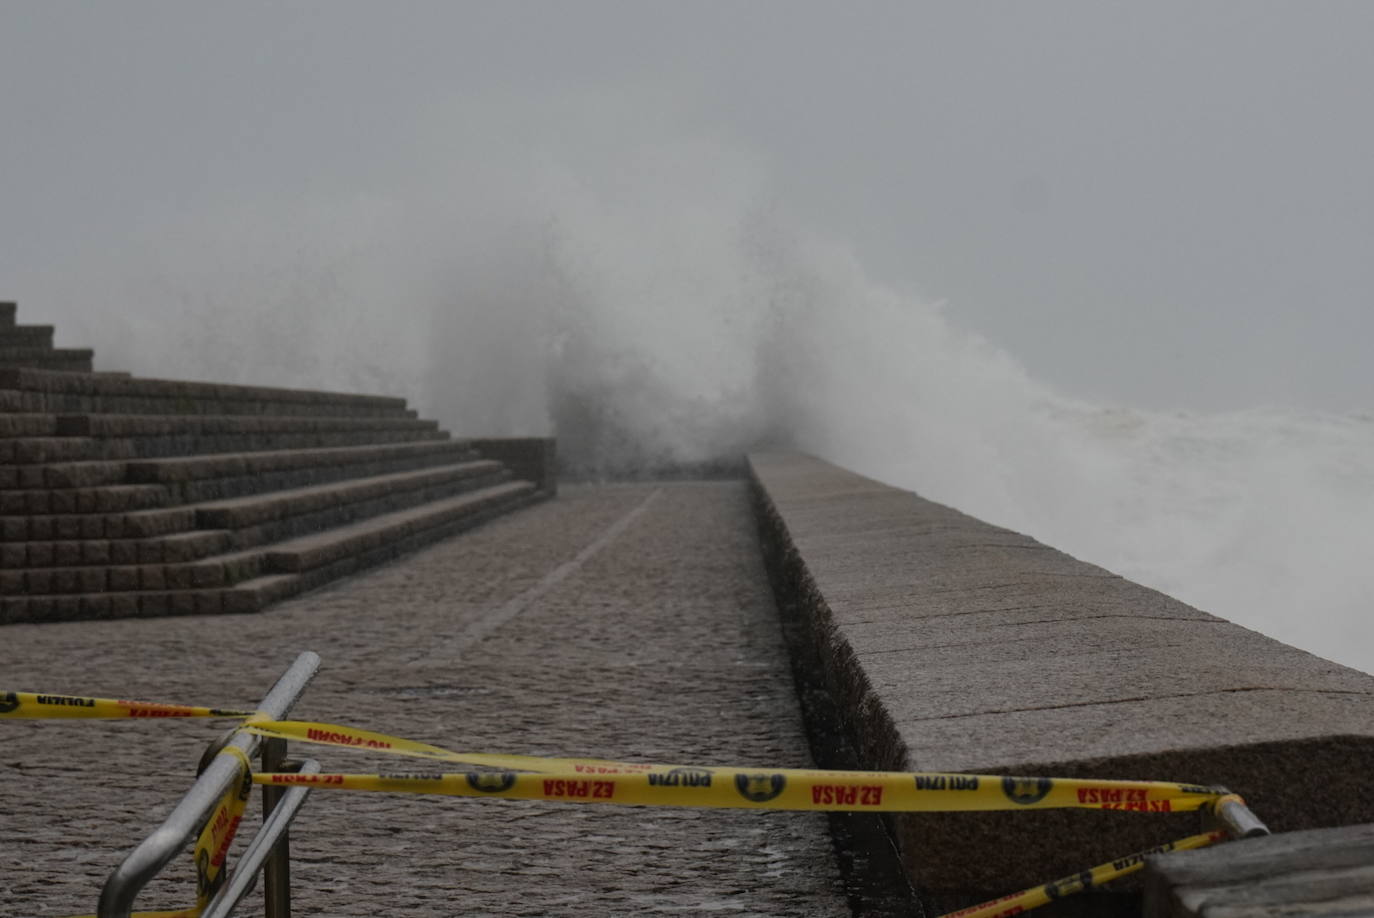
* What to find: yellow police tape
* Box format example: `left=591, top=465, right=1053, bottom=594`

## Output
left=243, top=718, right=1223, bottom=813
left=195, top=745, right=253, bottom=913
left=250, top=764, right=1222, bottom=813
left=9, top=694, right=1245, bottom=918
left=0, top=689, right=250, bottom=720
left=1, top=697, right=1227, bottom=814
left=938, top=829, right=1226, bottom=918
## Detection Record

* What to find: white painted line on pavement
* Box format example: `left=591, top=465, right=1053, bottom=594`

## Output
left=427, top=487, right=663, bottom=659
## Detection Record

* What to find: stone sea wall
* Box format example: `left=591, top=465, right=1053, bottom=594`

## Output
left=748, top=451, right=1374, bottom=906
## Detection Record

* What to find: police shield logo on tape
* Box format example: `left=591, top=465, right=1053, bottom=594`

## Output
left=1045, top=870, right=1094, bottom=900
left=1001, top=776, right=1053, bottom=805
left=466, top=771, right=517, bottom=793
left=196, top=847, right=216, bottom=902
left=734, top=773, right=786, bottom=803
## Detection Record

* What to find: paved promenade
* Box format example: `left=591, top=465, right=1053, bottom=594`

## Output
left=2, top=481, right=849, bottom=917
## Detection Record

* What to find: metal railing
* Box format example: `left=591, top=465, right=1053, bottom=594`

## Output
left=97, top=652, right=321, bottom=918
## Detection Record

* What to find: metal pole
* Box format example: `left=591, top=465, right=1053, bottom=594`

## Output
left=262, top=737, right=292, bottom=918
left=97, top=651, right=321, bottom=918
left=1204, top=787, right=1271, bottom=839
left=1214, top=794, right=1271, bottom=839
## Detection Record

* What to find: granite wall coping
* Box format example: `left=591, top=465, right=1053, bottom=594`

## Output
left=748, top=451, right=1374, bottom=903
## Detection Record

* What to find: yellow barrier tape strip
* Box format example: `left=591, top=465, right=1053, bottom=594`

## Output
left=1, top=702, right=1227, bottom=812
left=0, top=690, right=250, bottom=719
left=195, top=745, right=253, bottom=911
left=251, top=767, right=1220, bottom=813
left=241, top=719, right=633, bottom=772
left=244, top=719, right=1221, bottom=812
left=16, top=697, right=1246, bottom=914
left=938, top=829, right=1226, bottom=918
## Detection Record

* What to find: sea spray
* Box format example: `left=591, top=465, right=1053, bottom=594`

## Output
left=531, top=175, right=1374, bottom=674
left=26, top=94, right=1373, bottom=674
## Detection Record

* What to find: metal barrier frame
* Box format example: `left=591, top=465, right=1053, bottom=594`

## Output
left=97, top=651, right=321, bottom=918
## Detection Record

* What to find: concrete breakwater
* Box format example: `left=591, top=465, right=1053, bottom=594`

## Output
left=748, top=451, right=1374, bottom=909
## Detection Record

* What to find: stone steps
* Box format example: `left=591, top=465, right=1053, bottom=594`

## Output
left=54, top=413, right=432, bottom=437
left=0, top=437, right=101, bottom=465
left=0, top=483, right=168, bottom=515
left=229, top=479, right=539, bottom=612
left=0, top=304, right=88, bottom=374
left=0, top=460, right=507, bottom=543
left=127, top=438, right=475, bottom=484
left=0, top=414, right=61, bottom=437
left=212, top=465, right=512, bottom=551
left=0, top=347, right=93, bottom=372
left=0, top=443, right=533, bottom=571
left=1, top=300, right=556, bottom=623
left=0, top=479, right=538, bottom=622
left=0, top=366, right=412, bottom=417
left=2, top=458, right=127, bottom=489
left=1, top=548, right=267, bottom=596
left=0, top=462, right=512, bottom=588
left=0, top=505, right=190, bottom=541
left=0, top=530, right=234, bottom=569
left=0, top=325, right=54, bottom=348
left=0, top=439, right=476, bottom=494
left=0, top=426, right=449, bottom=464
left=132, top=440, right=481, bottom=504
left=195, top=459, right=505, bottom=530
left=264, top=478, right=534, bottom=572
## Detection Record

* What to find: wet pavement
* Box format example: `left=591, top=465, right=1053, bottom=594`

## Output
left=2, top=481, right=850, bottom=917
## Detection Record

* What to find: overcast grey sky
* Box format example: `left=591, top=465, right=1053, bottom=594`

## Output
left=2, top=1, right=1371, bottom=412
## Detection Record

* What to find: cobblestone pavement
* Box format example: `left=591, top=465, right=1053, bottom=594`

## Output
left=2, top=481, right=850, bottom=917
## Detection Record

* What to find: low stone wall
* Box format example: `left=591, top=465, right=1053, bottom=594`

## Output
left=748, top=451, right=1374, bottom=907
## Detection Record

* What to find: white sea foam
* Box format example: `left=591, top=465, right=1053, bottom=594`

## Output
left=519, top=151, right=1374, bottom=676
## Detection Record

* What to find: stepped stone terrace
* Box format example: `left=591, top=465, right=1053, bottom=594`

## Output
left=0, top=300, right=552, bottom=624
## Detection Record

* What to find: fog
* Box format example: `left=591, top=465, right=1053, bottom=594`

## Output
left=2, top=2, right=1371, bottom=671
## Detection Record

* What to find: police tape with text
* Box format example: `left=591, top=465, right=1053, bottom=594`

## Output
left=0, top=689, right=250, bottom=719
left=0, top=689, right=1230, bottom=815
left=6, top=689, right=1263, bottom=918
left=939, top=829, right=1227, bottom=918
left=241, top=717, right=1222, bottom=813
